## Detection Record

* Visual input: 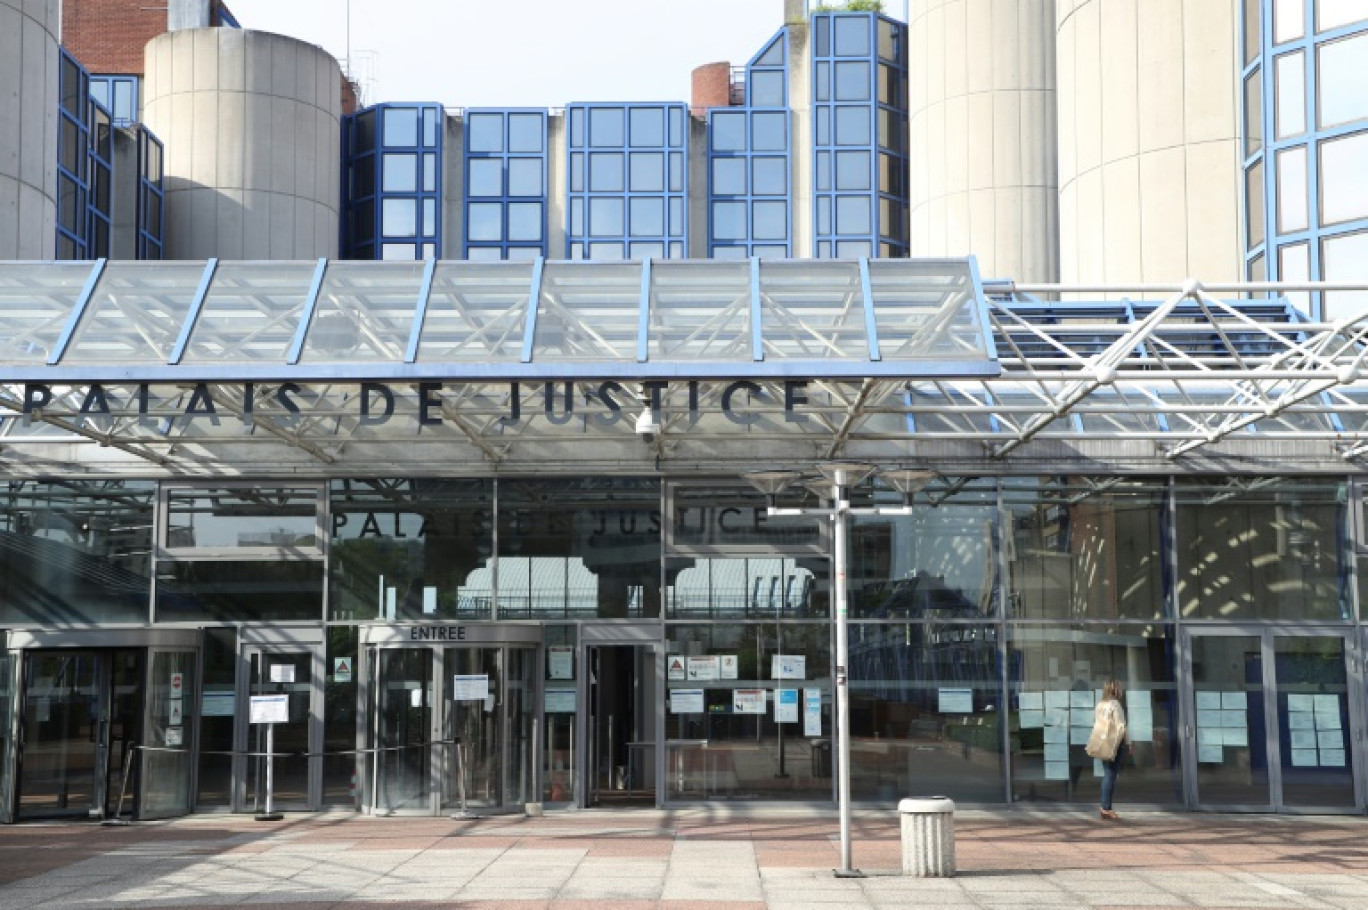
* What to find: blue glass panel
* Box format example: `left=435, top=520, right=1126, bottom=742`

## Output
left=815, top=62, right=831, bottom=102
left=630, top=197, right=664, bottom=236
left=670, top=152, right=684, bottom=192
left=713, top=157, right=746, bottom=195
left=423, top=153, right=437, bottom=192
left=816, top=151, right=831, bottom=191
left=589, top=197, right=624, bottom=235
left=669, top=198, right=683, bottom=236
left=835, top=61, right=871, bottom=101
left=669, top=106, right=684, bottom=147
left=713, top=112, right=747, bottom=151
left=816, top=107, right=831, bottom=145
left=630, top=242, right=665, bottom=259
left=468, top=158, right=501, bottom=196
left=382, top=243, right=416, bottom=260
left=752, top=111, right=786, bottom=151
left=509, top=113, right=544, bottom=152
left=630, top=152, right=665, bottom=192
left=382, top=197, right=417, bottom=237
left=570, top=152, right=584, bottom=192
left=754, top=245, right=787, bottom=258
left=834, top=15, right=871, bottom=56
left=570, top=107, right=584, bottom=147
left=383, top=153, right=418, bottom=192
left=836, top=239, right=871, bottom=257
left=590, top=107, right=625, bottom=146
left=468, top=246, right=503, bottom=261
left=756, top=35, right=784, bottom=66
left=835, top=195, right=871, bottom=234
left=384, top=107, right=419, bottom=146
left=834, top=106, right=871, bottom=145
left=508, top=202, right=542, bottom=241
left=713, top=246, right=748, bottom=260
left=422, top=198, right=436, bottom=236
left=423, top=107, right=438, bottom=147
left=753, top=201, right=787, bottom=240
left=817, top=197, right=832, bottom=234
left=630, top=107, right=665, bottom=146
left=835, top=150, right=870, bottom=190
left=508, top=247, right=541, bottom=261
left=508, top=158, right=542, bottom=196
left=750, top=71, right=785, bottom=107
left=713, top=201, right=746, bottom=240
left=467, top=113, right=503, bottom=152
left=590, top=152, right=625, bottom=192
left=467, top=202, right=502, bottom=241
left=588, top=242, right=624, bottom=260
left=1318, top=33, right=1368, bottom=128
left=815, top=15, right=830, bottom=55
left=570, top=197, right=584, bottom=235
left=752, top=157, right=787, bottom=195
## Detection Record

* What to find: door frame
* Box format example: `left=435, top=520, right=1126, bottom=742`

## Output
left=238, top=626, right=325, bottom=813
left=1180, top=624, right=1363, bottom=813
left=578, top=622, right=663, bottom=809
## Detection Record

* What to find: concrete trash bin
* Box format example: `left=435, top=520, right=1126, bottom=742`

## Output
left=898, top=796, right=955, bottom=877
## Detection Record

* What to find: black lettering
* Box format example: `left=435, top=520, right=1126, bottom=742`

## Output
left=418, top=382, right=443, bottom=426
left=79, top=384, right=110, bottom=415
left=359, top=513, right=382, bottom=537
left=185, top=382, right=217, bottom=417
left=721, top=381, right=763, bottom=425
left=391, top=511, right=406, bottom=538
left=499, top=382, right=521, bottom=426
left=718, top=507, right=742, bottom=532
left=644, top=380, right=667, bottom=416
left=360, top=382, right=395, bottom=426
left=544, top=382, right=574, bottom=425
left=332, top=512, right=348, bottom=535
left=22, top=384, right=52, bottom=415
left=277, top=383, right=303, bottom=418
left=595, top=381, right=625, bottom=426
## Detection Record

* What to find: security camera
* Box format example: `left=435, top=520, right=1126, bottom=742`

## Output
left=635, top=409, right=660, bottom=442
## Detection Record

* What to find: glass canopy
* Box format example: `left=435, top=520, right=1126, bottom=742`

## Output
left=2, top=257, right=999, bottom=382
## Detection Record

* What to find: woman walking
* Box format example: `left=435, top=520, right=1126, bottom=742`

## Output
left=1086, top=680, right=1128, bottom=820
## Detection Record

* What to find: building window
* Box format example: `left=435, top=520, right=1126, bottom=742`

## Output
left=463, top=109, right=549, bottom=260
left=342, top=103, right=443, bottom=260
left=88, top=75, right=139, bottom=127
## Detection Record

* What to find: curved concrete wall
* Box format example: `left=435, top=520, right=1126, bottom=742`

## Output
left=1056, top=0, right=1241, bottom=287
left=143, top=28, right=341, bottom=259
left=907, top=0, right=1058, bottom=284
left=0, top=0, right=58, bottom=260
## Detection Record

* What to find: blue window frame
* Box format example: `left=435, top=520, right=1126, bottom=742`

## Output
left=89, top=75, right=139, bottom=128
left=342, top=103, right=443, bottom=260
left=810, top=12, right=908, bottom=259
left=463, top=109, right=549, bottom=260
left=55, top=49, right=116, bottom=261
left=136, top=126, right=165, bottom=260
left=86, top=100, right=112, bottom=260
left=707, top=30, right=792, bottom=258
left=1241, top=0, right=1368, bottom=318
left=567, top=103, right=687, bottom=260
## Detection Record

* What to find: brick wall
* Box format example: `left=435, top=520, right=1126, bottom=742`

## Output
left=691, top=62, right=732, bottom=118
left=62, top=0, right=168, bottom=75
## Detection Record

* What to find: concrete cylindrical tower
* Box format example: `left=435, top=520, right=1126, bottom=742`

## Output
left=0, top=0, right=59, bottom=260
left=143, top=28, right=342, bottom=259
left=1056, top=0, right=1241, bottom=288
left=907, top=0, right=1058, bottom=284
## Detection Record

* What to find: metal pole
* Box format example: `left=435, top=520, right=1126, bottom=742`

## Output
left=832, top=470, right=859, bottom=877
left=256, top=723, right=282, bottom=821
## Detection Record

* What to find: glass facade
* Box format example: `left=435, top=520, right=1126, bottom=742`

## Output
left=136, top=126, right=164, bottom=260
left=1243, top=0, right=1368, bottom=317
left=57, top=49, right=113, bottom=261
left=709, top=32, right=792, bottom=259
left=811, top=12, right=909, bottom=258
left=567, top=103, right=688, bottom=260
left=88, top=75, right=138, bottom=128
left=342, top=103, right=444, bottom=260
left=464, top=109, right=549, bottom=261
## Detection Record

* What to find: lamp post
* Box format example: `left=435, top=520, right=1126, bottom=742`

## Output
left=743, top=464, right=934, bottom=878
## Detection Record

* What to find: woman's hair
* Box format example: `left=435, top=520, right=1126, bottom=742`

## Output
left=1103, top=679, right=1124, bottom=702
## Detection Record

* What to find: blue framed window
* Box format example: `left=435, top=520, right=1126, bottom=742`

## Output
left=1241, top=0, right=1368, bottom=318
left=87, top=100, right=112, bottom=260
left=810, top=11, right=908, bottom=259
left=137, top=126, right=165, bottom=260
left=89, top=75, right=139, bottom=128
left=56, top=49, right=114, bottom=261
left=342, top=103, right=443, bottom=260
left=566, top=102, right=688, bottom=260
left=708, top=31, right=792, bottom=258
left=463, top=109, right=548, bottom=260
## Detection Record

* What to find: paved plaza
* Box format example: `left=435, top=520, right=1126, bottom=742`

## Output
left=0, top=808, right=1365, bottom=910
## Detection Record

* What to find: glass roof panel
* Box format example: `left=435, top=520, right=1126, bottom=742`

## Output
left=757, top=260, right=868, bottom=360
left=532, top=261, right=640, bottom=362
left=299, top=261, right=425, bottom=364
left=647, top=260, right=751, bottom=362
left=0, top=262, right=100, bottom=365
left=179, top=262, right=318, bottom=364
left=414, top=261, right=534, bottom=363
left=867, top=259, right=991, bottom=361
left=61, top=261, right=207, bottom=365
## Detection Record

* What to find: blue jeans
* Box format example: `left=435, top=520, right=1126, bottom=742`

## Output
left=1100, top=741, right=1126, bottom=810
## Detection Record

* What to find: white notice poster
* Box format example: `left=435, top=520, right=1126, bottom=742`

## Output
left=733, top=689, right=766, bottom=714
left=1196, top=691, right=1222, bottom=710
left=771, top=655, right=806, bottom=680
left=169, top=699, right=183, bottom=726
left=1070, top=690, right=1094, bottom=710
left=775, top=689, right=799, bottom=723
left=452, top=674, right=489, bottom=701
left=1017, top=692, right=1043, bottom=711
left=1221, top=691, right=1247, bottom=710
left=1287, top=693, right=1314, bottom=713
left=249, top=694, right=289, bottom=724
left=422, top=586, right=437, bottom=614
left=165, top=727, right=183, bottom=747
left=544, top=689, right=576, bottom=713
left=804, top=688, right=822, bottom=736
left=1291, top=748, right=1318, bottom=767
left=687, top=656, right=720, bottom=681
left=1019, top=710, right=1044, bottom=728
left=1045, top=761, right=1069, bottom=780
left=937, top=687, right=973, bottom=714
left=548, top=647, right=574, bottom=680
left=1045, top=690, right=1069, bottom=709
left=1128, top=705, right=1154, bottom=743
left=671, top=689, right=705, bottom=714
left=269, top=664, right=295, bottom=683
left=1198, top=744, right=1224, bottom=763
left=170, top=673, right=183, bottom=696
left=667, top=655, right=687, bottom=681
left=719, top=655, right=739, bottom=679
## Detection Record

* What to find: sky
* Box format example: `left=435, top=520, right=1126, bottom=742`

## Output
left=225, top=0, right=793, bottom=109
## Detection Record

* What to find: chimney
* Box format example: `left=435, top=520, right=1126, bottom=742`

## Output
left=168, top=0, right=212, bottom=30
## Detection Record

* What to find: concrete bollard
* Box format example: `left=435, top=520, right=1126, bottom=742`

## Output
left=898, top=796, right=956, bottom=877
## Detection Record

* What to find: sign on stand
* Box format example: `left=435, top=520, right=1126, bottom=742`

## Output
left=249, top=694, right=289, bottom=821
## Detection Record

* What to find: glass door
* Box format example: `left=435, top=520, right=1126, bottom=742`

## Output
left=441, top=647, right=501, bottom=810
left=138, top=649, right=197, bottom=819
left=1185, top=629, right=1361, bottom=811
left=244, top=649, right=317, bottom=812
left=369, top=647, right=433, bottom=814
left=0, top=652, right=15, bottom=824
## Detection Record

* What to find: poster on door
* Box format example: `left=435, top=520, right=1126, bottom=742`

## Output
left=687, top=656, right=720, bottom=681
left=719, top=655, right=739, bottom=679
left=333, top=657, right=353, bottom=683
left=771, top=655, right=805, bottom=680
left=803, top=688, right=823, bottom=736
left=733, top=689, right=766, bottom=714
left=169, top=699, right=183, bottom=726
left=667, top=655, right=687, bottom=680
left=451, top=675, right=489, bottom=701
left=775, top=689, right=799, bottom=723
left=170, top=673, right=183, bottom=697
left=548, top=647, right=574, bottom=680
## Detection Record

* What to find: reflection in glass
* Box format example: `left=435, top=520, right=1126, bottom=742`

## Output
left=382, top=153, right=417, bottom=192
left=753, top=201, right=787, bottom=240
left=1275, top=636, right=1354, bottom=807
left=508, top=113, right=543, bottom=153
left=1244, top=72, right=1262, bottom=159
left=467, top=113, right=503, bottom=152
left=247, top=651, right=312, bottom=809
left=324, top=627, right=360, bottom=806
left=467, top=202, right=502, bottom=241
left=1247, top=161, right=1265, bottom=247
left=1321, top=230, right=1368, bottom=319
left=156, top=561, right=323, bottom=622
left=1317, top=33, right=1368, bottom=128
left=141, top=650, right=196, bottom=817
left=590, top=152, right=624, bottom=192
left=383, top=107, right=419, bottom=146
left=508, top=202, right=542, bottom=241
left=1175, top=480, right=1347, bottom=620
left=752, top=157, right=787, bottom=195
left=1318, top=0, right=1368, bottom=31
left=1191, top=635, right=1268, bottom=806
left=834, top=106, right=871, bottom=145
left=630, top=107, right=664, bottom=146
left=467, top=158, right=502, bottom=197
left=713, top=157, right=745, bottom=195
left=590, top=107, right=625, bottom=146
left=835, top=61, right=871, bottom=101
left=372, top=648, right=431, bottom=812
left=836, top=195, right=871, bottom=233
left=1275, top=52, right=1305, bottom=138
left=851, top=622, right=1003, bottom=802
left=630, top=152, right=664, bottom=192
left=834, top=14, right=871, bottom=56
left=712, top=112, right=747, bottom=151
left=507, top=158, right=542, bottom=196
left=750, top=71, right=784, bottom=107
left=329, top=479, right=494, bottom=621
left=1009, top=624, right=1180, bottom=806
left=1318, top=131, right=1368, bottom=225
left=1277, top=145, right=1309, bottom=231
left=589, top=197, right=624, bottom=236
left=630, top=197, right=664, bottom=236
left=752, top=111, right=787, bottom=151
left=665, top=623, right=831, bottom=801
left=382, top=198, right=417, bottom=237
left=166, top=487, right=319, bottom=550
